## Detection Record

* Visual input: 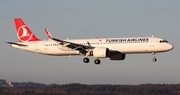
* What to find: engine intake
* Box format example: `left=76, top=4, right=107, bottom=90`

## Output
left=93, top=48, right=109, bottom=58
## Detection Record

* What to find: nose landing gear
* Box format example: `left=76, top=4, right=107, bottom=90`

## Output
left=152, top=52, right=157, bottom=62
left=153, top=57, right=157, bottom=62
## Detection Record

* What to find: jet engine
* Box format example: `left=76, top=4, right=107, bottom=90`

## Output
left=109, top=51, right=126, bottom=60
left=93, top=48, right=109, bottom=58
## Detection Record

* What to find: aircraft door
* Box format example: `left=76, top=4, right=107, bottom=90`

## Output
left=150, top=38, right=155, bottom=47
left=35, top=43, right=39, bottom=52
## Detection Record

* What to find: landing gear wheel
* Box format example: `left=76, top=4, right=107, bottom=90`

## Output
left=153, top=58, right=157, bottom=62
left=94, top=59, right=101, bottom=65
left=152, top=52, right=157, bottom=62
left=83, top=58, right=90, bottom=63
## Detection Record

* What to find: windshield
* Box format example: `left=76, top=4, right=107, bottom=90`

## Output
left=159, top=40, right=168, bottom=43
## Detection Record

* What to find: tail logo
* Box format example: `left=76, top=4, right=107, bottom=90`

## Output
left=17, top=25, right=33, bottom=42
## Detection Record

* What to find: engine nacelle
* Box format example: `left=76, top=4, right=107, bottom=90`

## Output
left=109, top=51, right=126, bottom=60
left=93, top=48, right=109, bottom=58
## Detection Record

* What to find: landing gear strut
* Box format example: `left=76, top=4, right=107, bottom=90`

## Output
left=152, top=52, right=157, bottom=62
left=83, top=57, right=89, bottom=63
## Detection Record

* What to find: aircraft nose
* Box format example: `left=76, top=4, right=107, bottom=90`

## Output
left=167, top=43, right=174, bottom=50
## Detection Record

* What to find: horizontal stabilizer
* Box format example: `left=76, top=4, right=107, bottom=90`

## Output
left=6, top=42, right=28, bottom=46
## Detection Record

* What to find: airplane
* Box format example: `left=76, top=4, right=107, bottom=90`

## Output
left=7, top=18, right=174, bottom=65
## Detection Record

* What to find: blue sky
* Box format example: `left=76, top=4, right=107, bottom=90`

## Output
left=0, top=0, right=179, bottom=84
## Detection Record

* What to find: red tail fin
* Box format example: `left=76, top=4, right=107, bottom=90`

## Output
left=14, top=18, right=39, bottom=42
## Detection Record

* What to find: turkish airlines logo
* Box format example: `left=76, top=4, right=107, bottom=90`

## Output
left=17, top=25, right=33, bottom=42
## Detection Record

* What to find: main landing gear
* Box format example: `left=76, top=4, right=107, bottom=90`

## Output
left=83, top=57, right=89, bottom=63
left=152, top=52, right=157, bottom=62
left=94, top=59, right=101, bottom=65
left=83, top=58, right=101, bottom=65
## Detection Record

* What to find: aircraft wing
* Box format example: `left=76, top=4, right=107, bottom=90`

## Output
left=51, top=37, right=94, bottom=54
left=7, top=42, right=28, bottom=46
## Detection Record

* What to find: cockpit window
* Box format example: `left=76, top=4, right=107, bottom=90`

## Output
left=159, top=40, right=168, bottom=43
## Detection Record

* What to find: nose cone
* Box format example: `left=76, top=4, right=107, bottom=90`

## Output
left=167, top=43, right=174, bottom=51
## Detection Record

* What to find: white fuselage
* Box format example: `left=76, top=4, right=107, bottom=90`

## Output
left=11, top=37, right=174, bottom=56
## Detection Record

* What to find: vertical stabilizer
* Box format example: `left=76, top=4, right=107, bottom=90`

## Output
left=14, top=18, right=40, bottom=42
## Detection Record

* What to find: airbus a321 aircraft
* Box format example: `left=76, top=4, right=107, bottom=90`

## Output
left=7, top=18, right=174, bottom=65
